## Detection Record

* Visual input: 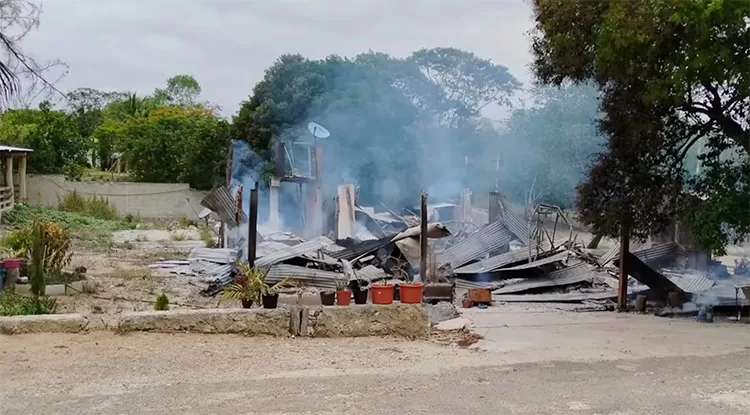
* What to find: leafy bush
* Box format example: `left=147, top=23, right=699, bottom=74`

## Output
left=58, top=191, right=118, bottom=220
left=0, top=292, right=56, bottom=316
left=154, top=293, right=170, bottom=311
left=2, top=205, right=136, bottom=248
left=0, top=217, right=72, bottom=278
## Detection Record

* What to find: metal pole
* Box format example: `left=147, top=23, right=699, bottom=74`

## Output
left=618, top=223, right=630, bottom=311
left=420, top=192, right=428, bottom=283
left=248, top=182, right=259, bottom=267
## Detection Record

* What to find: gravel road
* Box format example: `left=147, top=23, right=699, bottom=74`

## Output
left=2, top=310, right=750, bottom=414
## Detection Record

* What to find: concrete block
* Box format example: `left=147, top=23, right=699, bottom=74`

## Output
left=289, top=306, right=301, bottom=336
left=0, top=313, right=89, bottom=335
left=300, top=306, right=310, bottom=337
left=116, top=308, right=292, bottom=336
left=310, top=304, right=428, bottom=338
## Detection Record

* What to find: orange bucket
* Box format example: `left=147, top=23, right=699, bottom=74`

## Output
left=399, top=283, right=423, bottom=304
left=336, top=290, right=351, bottom=306
left=371, top=284, right=395, bottom=305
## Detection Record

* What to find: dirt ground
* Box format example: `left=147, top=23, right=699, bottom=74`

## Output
left=2, top=309, right=750, bottom=414
left=56, top=227, right=217, bottom=314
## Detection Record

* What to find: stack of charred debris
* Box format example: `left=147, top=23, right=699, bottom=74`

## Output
left=157, top=186, right=743, bottom=310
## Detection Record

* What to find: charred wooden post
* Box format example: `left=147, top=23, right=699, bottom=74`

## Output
left=269, top=177, right=280, bottom=229
left=235, top=185, right=243, bottom=225
left=420, top=192, right=428, bottom=282
left=335, top=184, right=355, bottom=240
left=248, top=182, right=259, bottom=267
left=618, top=224, right=630, bottom=311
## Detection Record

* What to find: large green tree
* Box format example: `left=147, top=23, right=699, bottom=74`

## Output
left=117, top=106, right=230, bottom=189
left=0, top=102, right=87, bottom=173
left=233, top=49, right=520, bottom=206
left=531, top=0, right=750, bottom=254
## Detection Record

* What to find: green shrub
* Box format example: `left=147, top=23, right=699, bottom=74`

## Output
left=0, top=228, right=32, bottom=257
left=154, top=293, right=170, bottom=311
left=58, top=191, right=118, bottom=220
left=0, top=292, right=56, bottom=316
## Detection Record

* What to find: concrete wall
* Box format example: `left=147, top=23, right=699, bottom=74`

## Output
left=25, top=174, right=207, bottom=219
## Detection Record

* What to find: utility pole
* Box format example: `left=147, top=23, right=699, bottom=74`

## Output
left=248, top=182, right=259, bottom=267
left=420, top=192, right=428, bottom=282
left=618, top=223, right=630, bottom=311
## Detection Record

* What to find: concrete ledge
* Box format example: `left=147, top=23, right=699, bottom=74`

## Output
left=0, top=313, right=89, bottom=335
left=116, top=308, right=292, bottom=336
left=0, top=304, right=428, bottom=338
left=308, top=304, right=428, bottom=338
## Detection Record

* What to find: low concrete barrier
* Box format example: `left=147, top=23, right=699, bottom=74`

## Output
left=0, top=304, right=428, bottom=338
left=116, top=308, right=292, bottom=336
left=0, top=313, right=89, bottom=335
left=307, top=304, right=428, bottom=338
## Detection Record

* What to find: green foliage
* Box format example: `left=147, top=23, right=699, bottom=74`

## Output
left=531, top=0, right=750, bottom=252
left=0, top=228, right=32, bottom=257
left=154, top=293, right=170, bottom=311
left=117, top=106, right=230, bottom=190
left=58, top=191, right=118, bottom=220
left=0, top=103, right=88, bottom=174
left=0, top=292, right=56, bottom=316
left=233, top=50, right=520, bottom=207
left=1, top=205, right=135, bottom=248
left=198, top=226, right=216, bottom=248
left=153, top=75, right=202, bottom=107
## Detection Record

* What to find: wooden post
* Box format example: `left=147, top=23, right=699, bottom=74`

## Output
left=248, top=182, right=258, bottom=267
left=618, top=224, right=630, bottom=311
left=17, top=155, right=26, bottom=201
left=5, top=155, right=13, bottom=206
left=420, top=192, right=428, bottom=282
left=489, top=191, right=501, bottom=223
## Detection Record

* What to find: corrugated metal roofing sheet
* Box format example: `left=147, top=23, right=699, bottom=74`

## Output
left=200, top=186, right=246, bottom=228
left=499, top=200, right=530, bottom=245
left=492, top=261, right=595, bottom=294
left=499, top=251, right=575, bottom=271
left=620, top=252, right=683, bottom=294
left=492, top=290, right=617, bottom=303
left=437, top=221, right=512, bottom=269
left=255, top=236, right=335, bottom=268
left=0, top=145, right=33, bottom=153
left=598, top=238, right=650, bottom=266
left=453, top=243, right=563, bottom=275
left=356, top=265, right=387, bottom=281
left=265, top=264, right=342, bottom=290
left=662, top=269, right=716, bottom=293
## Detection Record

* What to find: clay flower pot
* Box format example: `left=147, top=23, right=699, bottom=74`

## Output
left=336, top=290, right=351, bottom=306
left=241, top=299, right=253, bottom=309
left=371, top=284, right=395, bottom=305
left=462, top=297, right=473, bottom=308
left=399, top=283, right=423, bottom=304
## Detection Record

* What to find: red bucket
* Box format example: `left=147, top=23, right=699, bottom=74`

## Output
left=2, top=259, right=21, bottom=269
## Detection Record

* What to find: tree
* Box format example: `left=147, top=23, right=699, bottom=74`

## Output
left=409, top=47, right=520, bottom=126
left=501, top=83, right=605, bottom=208
left=0, top=1, right=67, bottom=108
left=233, top=50, right=520, bottom=207
left=0, top=102, right=87, bottom=173
left=153, top=74, right=202, bottom=107
left=531, top=0, right=750, bottom=254
left=117, top=107, right=230, bottom=189
left=66, top=88, right=124, bottom=168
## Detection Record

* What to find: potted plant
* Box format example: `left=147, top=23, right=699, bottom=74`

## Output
left=371, top=280, right=395, bottom=305
left=219, top=274, right=258, bottom=308
left=319, top=289, right=336, bottom=306
left=259, top=275, right=296, bottom=309
left=335, top=275, right=351, bottom=306
left=349, top=279, right=369, bottom=304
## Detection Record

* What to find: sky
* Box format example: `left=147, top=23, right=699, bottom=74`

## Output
left=23, top=0, right=535, bottom=118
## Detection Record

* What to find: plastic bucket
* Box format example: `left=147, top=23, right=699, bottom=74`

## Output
left=399, top=283, right=423, bottom=304
left=2, top=259, right=21, bottom=269
left=336, top=290, right=351, bottom=306
left=371, top=284, right=395, bottom=305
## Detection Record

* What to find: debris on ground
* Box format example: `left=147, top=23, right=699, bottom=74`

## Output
left=426, top=302, right=460, bottom=326
left=435, top=317, right=471, bottom=331
left=429, top=328, right=483, bottom=348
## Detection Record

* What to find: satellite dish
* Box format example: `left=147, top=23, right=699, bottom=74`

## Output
left=307, top=122, right=331, bottom=139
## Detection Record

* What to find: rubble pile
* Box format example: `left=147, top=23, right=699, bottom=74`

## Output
left=153, top=192, right=749, bottom=309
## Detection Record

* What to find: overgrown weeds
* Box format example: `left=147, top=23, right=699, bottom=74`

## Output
left=199, top=226, right=216, bottom=248
left=58, top=191, right=118, bottom=220
left=2, top=205, right=136, bottom=249
left=0, top=292, right=56, bottom=316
